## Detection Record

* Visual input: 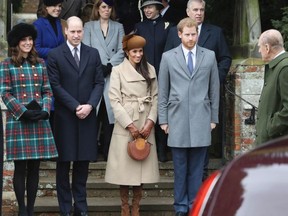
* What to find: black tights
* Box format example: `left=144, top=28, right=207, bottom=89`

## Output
left=13, top=160, right=40, bottom=216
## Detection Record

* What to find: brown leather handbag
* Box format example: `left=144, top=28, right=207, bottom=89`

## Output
left=127, top=137, right=151, bottom=161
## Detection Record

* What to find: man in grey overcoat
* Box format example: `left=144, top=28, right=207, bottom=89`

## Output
left=158, top=17, right=219, bottom=215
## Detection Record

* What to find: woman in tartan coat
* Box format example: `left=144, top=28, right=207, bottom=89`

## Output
left=0, top=23, right=58, bottom=216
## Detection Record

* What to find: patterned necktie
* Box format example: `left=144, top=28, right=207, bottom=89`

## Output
left=74, top=47, right=80, bottom=67
left=187, top=51, right=194, bottom=75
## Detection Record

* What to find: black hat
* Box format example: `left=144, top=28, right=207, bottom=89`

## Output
left=141, top=0, right=164, bottom=9
left=103, top=0, right=114, bottom=6
left=7, top=23, right=37, bottom=48
left=43, top=0, right=63, bottom=6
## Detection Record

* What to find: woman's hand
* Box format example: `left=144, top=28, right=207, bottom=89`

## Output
left=127, top=123, right=140, bottom=139
left=140, top=119, right=154, bottom=139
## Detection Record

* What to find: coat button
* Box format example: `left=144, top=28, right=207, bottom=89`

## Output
left=112, top=49, right=114, bottom=52
left=22, top=84, right=26, bottom=87
left=34, top=74, right=38, bottom=77
left=35, top=93, right=39, bottom=97
left=21, top=74, right=25, bottom=77
left=35, top=84, right=39, bottom=87
left=23, top=94, right=27, bottom=97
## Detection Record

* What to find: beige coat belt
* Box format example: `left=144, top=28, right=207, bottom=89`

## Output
left=123, top=96, right=153, bottom=120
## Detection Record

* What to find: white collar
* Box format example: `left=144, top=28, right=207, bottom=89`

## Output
left=67, top=41, right=81, bottom=53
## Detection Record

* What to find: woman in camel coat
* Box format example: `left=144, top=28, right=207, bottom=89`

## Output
left=105, top=35, right=159, bottom=216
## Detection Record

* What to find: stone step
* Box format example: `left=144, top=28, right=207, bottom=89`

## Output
left=39, top=161, right=176, bottom=179
left=39, top=159, right=223, bottom=178
left=38, top=176, right=174, bottom=198
left=34, top=196, right=174, bottom=215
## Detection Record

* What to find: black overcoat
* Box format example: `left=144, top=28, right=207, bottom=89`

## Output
left=134, top=16, right=170, bottom=74
left=47, top=43, right=104, bottom=161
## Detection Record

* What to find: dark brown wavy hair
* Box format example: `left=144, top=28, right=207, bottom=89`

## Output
left=10, top=45, right=41, bottom=67
left=129, top=53, right=151, bottom=87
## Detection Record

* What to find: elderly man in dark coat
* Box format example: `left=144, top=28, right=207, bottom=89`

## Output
left=47, top=16, right=104, bottom=216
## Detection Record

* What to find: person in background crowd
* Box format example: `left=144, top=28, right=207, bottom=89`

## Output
left=34, top=0, right=65, bottom=62
left=105, top=34, right=159, bottom=216
left=37, top=0, right=87, bottom=20
left=161, top=0, right=185, bottom=25
left=164, top=0, right=232, bottom=180
left=0, top=23, right=58, bottom=216
left=33, top=0, right=66, bottom=131
left=134, top=0, right=171, bottom=162
left=81, top=3, right=94, bottom=24
left=114, top=0, right=141, bottom=34
left=164, top=0, right=231, bottom=82
left=47, top=16, right=104, bottom=216
left=83, top=0, right=125, bottom=161
left=255, top=29, right=288, bottom=145
left=158, top=17, right=219, bottom=215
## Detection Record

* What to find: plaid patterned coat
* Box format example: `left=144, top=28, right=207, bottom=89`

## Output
left=0, top=58, right=58, bottom=161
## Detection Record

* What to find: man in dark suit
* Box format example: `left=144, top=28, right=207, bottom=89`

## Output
left=47, top=16, right=104, bottom=216
left=161, top=0, right=187, bottom=25
left=164, top=0, right=232, bottom=180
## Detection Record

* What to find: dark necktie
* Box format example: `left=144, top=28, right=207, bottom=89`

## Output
left=187, top=51, right=194, bottom=76
left=74, top=47, right=80, bottom=67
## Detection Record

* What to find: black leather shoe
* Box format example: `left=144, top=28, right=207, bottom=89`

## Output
left=175, top=212, right=187, bottom=216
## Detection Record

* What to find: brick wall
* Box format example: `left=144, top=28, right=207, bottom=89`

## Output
left=225, top=58, right=264, bottom=160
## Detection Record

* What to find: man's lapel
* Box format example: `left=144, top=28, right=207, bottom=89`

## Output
left=63, top=43, right=79, bottom=72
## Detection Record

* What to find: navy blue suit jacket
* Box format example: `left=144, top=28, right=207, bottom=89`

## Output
left=164, top=23, right=232, bottom=83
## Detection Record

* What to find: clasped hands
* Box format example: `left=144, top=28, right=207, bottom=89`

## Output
left=127, top=119, right=154, bottom=139
left=20, top=110, right=49, bottom=121
left=76, top=104, right=93, bottom=119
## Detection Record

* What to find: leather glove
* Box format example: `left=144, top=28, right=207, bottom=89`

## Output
left=106, top=63, right=112, bottom=74
left=102, top=63, right=113, bottom=77
left=38, top=111, right=49, bottom=120
left=139, top=119, right=154, bottom=139
left=20, top=110, right=42, bottom=121
left=127, top=123, right=140, bottom=139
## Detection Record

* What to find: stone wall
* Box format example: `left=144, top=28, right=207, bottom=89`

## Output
left=225, top=58, right=264, bottom=160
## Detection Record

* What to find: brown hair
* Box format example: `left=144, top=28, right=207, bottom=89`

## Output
left=125, top=52, right=151, bottom=87
left=90, top=0, right=116, bottom=21
left=177, top=17, right=198, bottom=33
left=10, top=45, right=41, bottom=67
